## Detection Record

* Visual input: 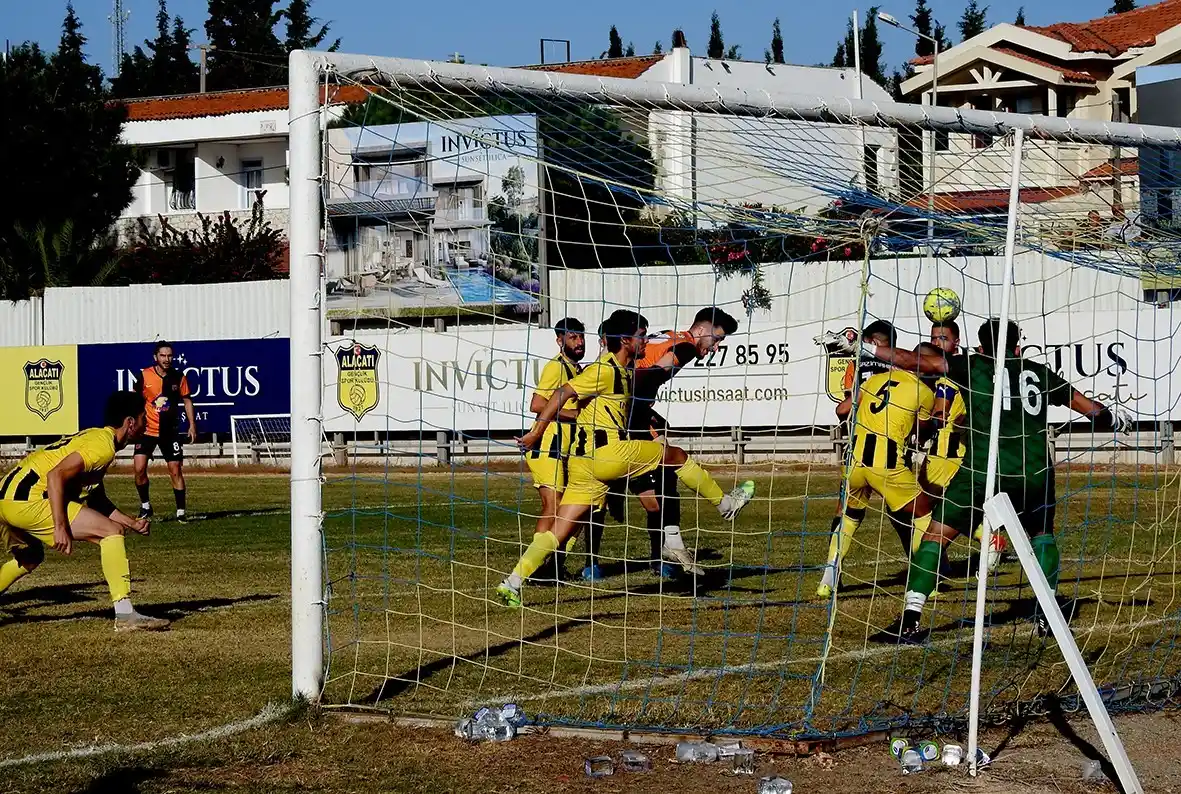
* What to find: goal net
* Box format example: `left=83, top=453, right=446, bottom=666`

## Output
left=290, top=51, right=1181, bottom=740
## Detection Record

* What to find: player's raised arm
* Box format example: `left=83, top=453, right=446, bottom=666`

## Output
left=1070, top=390, right=1134, bottom=433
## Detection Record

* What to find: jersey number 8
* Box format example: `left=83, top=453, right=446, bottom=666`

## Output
left=999, top=368, right=1043, bottom=416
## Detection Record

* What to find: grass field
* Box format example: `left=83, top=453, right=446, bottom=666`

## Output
left=2, top=466, right=1181, bottom=793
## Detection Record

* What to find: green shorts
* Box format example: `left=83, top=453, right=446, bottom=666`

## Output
left=936, top=466, right=1056, bottom=538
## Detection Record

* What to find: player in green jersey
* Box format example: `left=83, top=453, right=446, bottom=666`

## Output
left=828, top=318, right=1132, bottom=642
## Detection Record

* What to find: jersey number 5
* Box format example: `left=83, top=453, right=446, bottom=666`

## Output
left=1000, top=368, right=1043, bottom=416
left=868, top=379, right=900, bottom=414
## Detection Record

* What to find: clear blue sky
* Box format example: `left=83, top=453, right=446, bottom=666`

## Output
left=5, top=0, right=1123, bottom=78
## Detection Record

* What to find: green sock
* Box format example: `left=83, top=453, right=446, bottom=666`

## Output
left=1031, top=533, right=1060, bottom=591
left=908, top=539, right=942, bottom=599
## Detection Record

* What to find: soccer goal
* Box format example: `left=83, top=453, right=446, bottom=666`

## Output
left=290, top=50, right=1181, bottom=785
left=230, top=413, right=293, bottom=466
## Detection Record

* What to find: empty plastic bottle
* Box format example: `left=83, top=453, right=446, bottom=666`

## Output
left=900, top=748, right=924, bottom=775
left=675, top=741, right=719, bottom=763
left=757, top=775, right=793, bottom=794
left=730, top=747, right=756, bottom=776
left=620, top=749, right=650, bottom=772
left=585, top=755, right=615, bottom=777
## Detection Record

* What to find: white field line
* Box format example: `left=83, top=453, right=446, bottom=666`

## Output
left=461, top=614, right=1179, bottom=708
left=0, top=701, right=293, bottom=768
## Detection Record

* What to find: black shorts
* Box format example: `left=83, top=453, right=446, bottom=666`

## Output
left=135, top=435, right=184, bottom=463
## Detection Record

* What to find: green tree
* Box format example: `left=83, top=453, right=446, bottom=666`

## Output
left=284, top=0, right=340, bottom=52
left=607, top=25, right=623, bottom=58
left=0, top=5, right=139, bottom=300
left=625, top=41, right=636, bottom=57
left=725, top=44, right=741, bottom=59
left=1108, top=0, right=1136, bottom=12
left=111, top=0, right=199, bottom=98
left=204, top=0, right=284, bottom=90
left=1015, top=6, right=1026, bottom=24
left=832, top=8, right=887, bottom=86
left=911, top=0, right=935, bottom=56
left=707, top=11, right=725, bottom=58
left=958, top=0, right=989, bottom=41
left=653, top=40, right=664, bottom=54
left=770, top=18, right=785, bottom=63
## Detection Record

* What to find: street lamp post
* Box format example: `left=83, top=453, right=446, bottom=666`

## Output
left=879, top=11, right=939, bottom=247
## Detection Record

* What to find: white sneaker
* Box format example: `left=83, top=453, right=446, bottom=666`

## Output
left=661, top=544, right=704, bottom=576
left=718, top=480, right=756, bottom=521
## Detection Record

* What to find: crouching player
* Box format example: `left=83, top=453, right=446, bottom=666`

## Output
left=495, top=311, right=755, bottom=607
left=0, top=391, right=170, bottom=632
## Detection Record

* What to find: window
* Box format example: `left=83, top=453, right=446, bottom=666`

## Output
left=971, top=99, right=994, bottom=149
left=405, top=238, right=413, bottom=258
left=863, top=145, right=880, bottom=196
left=241, top=158, right=264, bottom=207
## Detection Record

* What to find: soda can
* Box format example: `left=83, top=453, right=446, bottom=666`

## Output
left=889, top=737, right=910, bottom=759
left=941, top=743, right=964, bottom=766
left=918, top=741, right=940, bottom=762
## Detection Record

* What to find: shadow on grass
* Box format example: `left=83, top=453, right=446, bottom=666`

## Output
left=73, top=766, right=166, bottom=794
left=0, top=592, right=279, bottom=628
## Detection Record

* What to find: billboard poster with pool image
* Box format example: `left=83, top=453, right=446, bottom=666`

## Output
left=324, top=113, right=542, bottom=320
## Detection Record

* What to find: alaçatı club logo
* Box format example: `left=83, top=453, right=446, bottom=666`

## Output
left=816, top=327, right=857, bottom=404
left=336, top=343, right=380, bottom=421
left=24, top=358, right=65, bottom=421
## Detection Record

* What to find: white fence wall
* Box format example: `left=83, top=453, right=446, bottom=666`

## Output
left=0, top=281, right=290, bottom=346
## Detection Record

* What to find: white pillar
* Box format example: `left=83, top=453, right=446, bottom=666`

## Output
left=288, top=48, right=325, bottom=701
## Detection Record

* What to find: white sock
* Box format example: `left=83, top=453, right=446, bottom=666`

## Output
left=904, top=590, right=928, bottom=613
left=506, top=573, right=523, bottom=591
left=820, top=563, right=837, bottom=589
left=662, top=525, right=686, bottom=551
left=141, top=502, right=151, bottom=510
left=176, top=508, right=186, bottom=517
left=114, top=598, right=134, bottom=616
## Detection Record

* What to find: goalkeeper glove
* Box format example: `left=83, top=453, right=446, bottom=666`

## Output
left=1093, top=404, right=1134, bottom=434
left=813, top=329, right=859, bottom=355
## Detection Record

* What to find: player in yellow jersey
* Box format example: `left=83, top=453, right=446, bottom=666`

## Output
left=523, top=318, right=585, bottom=581
left=495, top=311, right=755, bottom=607
left=817, top=345, right=936, bottom=598
left=0, top=391, right=170, bottom=632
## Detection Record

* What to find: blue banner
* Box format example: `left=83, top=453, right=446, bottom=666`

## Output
left=77, top=338, right=290, bottom=435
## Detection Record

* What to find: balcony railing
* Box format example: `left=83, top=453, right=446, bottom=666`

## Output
left=169, top=188, right=196, bottom=211
left=343, top=177, right=435, bottom=201
left=435, top=205, right=486, bottom=223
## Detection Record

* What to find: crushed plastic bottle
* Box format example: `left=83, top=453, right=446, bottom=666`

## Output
left=620, top=749, right=650, bottom=772
left=453, top=716, right=477, bottom=741
left=714, top=738, right=743, bottom=757
left=499, top=703, right=527, bottom=728
left=585, top=755, right=615, bottom=777
left=729, top=747, right=756, bottom=776
left=1081, top=759, right=1105, bottom=781
left=941, top=743, right=964, bottom=766
left=474, top=707, right=515, bottom=742
left=900, top=748, right=924, bottom=775
left=757, top=775, right=793, bottom=794
left=675, top=740, right=719, bottom=763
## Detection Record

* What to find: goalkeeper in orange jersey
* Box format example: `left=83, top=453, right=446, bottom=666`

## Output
left=495, top=311, right=755, bottom=608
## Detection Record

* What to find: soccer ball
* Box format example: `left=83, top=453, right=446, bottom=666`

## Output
left=923, top=287, right=962, bottom=323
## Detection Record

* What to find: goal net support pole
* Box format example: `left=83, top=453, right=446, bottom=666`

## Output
left=289, top=49, right=325, bottom=701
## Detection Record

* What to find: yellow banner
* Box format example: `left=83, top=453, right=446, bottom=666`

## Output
left=0, top=346, right=79, bottom=436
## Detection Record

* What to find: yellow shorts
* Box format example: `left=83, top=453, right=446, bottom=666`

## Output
left=560, top=439, right=665, bottom=508
left=843, top=463, right=921, bottom=513
left=0, top=499, right=84, bottom=544
left=526, top=454, right=566, bottom=492
left=922, top=454, right=964, bottom=491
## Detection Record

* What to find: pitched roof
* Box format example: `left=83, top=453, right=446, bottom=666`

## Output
left=1027, top=0, right=1181, bottom=56
left=1081, top=157, right=1139, bottom=180
left=519, top=54, right=663, bottom=79
left=121, top=84, right=371, bottom=122
left=906, top=185, right=1085, bottom=213
left=991, top=47, right=1097, bottom=83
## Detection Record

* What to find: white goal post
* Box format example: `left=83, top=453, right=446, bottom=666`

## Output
left=229, top=413, right=293, bottom=467
left=288, top=48, right=1181, bottom=784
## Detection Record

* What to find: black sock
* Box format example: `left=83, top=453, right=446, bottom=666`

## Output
left=136, top=482, right=150, bottom=505
left=587, top=509, right=605, bottom=567
left=174, top=488, right=186, bottom=512
left=659, top=468, right=681, bottom=527
left=647, top=507, right=663, bottom=563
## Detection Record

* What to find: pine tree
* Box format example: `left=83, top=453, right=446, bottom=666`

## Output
left=204, top=0, right=285, bottom=90
left=1, top=5, right=139, bottom=298
left=934, top=21, right=952, bottom=52
left=830, top=8, right=887, bottom=87
left=725, top=44, right=741, bottom=59
left=958, top=0, right=989, bottom=42
left=707, top=11, right=725, bottom=59
left=833, top=41, right=847, bottom=68
left=911, top=0, right=935, bottom=57
left=284, top=0, right=340, bottom=52
left=625, top=41, right=635, bottom=57
left=653, top=40, right=663, bottom=54
left=770, top=17, right=785, bottom=64
left=608, top=25, right=624, bottom=58
left=1108, top=0, right=1136, bottom=12
left=1015, top=6, right=1026, bottom=25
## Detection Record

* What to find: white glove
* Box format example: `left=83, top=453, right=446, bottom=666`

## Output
left=1109, top=405, right=1134, bottom=435
left=813, top=329, right=858, bottom=355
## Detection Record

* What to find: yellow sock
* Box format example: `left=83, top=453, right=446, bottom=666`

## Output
left=99, top=535, right=132, bottom=603
left=510, top=531, right=560, bottom=582
left=827, top=514, right=862, bottom=566
left=564, top=535, right=578, bottom=553
left=675, top=459, right=725, bottom=505
left=0, top=558, right=32, bottom=594
left=911, top=512, right=932, bottom=555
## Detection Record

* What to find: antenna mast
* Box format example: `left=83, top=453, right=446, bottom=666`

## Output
left=110, top=0, right=130, bottom=75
